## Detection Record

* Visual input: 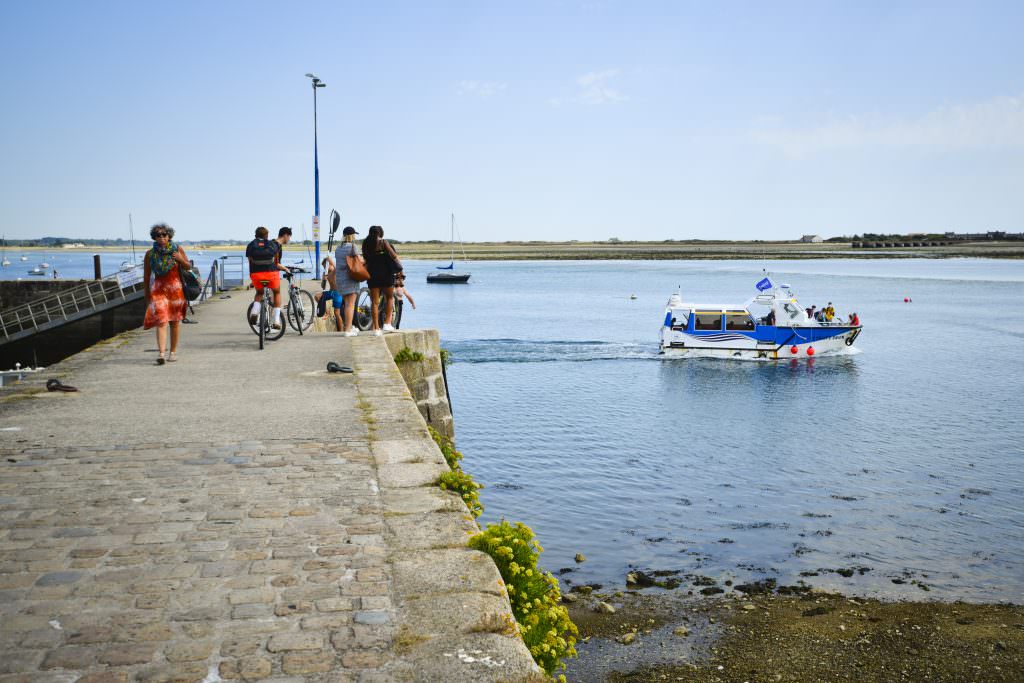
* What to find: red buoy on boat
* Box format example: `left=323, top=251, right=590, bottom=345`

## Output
left=904, top=297, right=909, bottom=302
left=807, top=347, right=815, bottom=356
left=790, top=345, right=799, bottom=354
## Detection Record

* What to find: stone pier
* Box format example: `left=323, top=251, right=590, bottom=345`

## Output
left=0, top=291, right=539, bottom=682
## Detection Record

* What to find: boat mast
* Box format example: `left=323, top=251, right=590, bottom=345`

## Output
left=128, top=213, right=137, bottom=264
left=450, top=213, right=456, bottom=265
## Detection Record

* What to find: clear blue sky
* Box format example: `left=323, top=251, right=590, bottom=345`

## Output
left=1, top=1, right=1022, bottom=241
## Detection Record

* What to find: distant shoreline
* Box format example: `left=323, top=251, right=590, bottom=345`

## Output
left=7, top=241, right=1023, bottom=260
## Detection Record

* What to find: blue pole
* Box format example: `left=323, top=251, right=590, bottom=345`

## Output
left=313, top=82, right=321, bottom=279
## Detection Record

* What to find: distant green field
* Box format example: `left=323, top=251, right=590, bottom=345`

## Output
left=14, top=240, right=1024, bottom=259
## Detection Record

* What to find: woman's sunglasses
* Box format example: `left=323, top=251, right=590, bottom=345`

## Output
left=154, top=233, right=169, bottom=238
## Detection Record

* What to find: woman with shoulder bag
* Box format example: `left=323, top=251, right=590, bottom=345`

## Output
left=143, top=223, right=192, bottom=364
left=362, top=225, right=400, bottom=336
left=334, top=227, right=364, bottom=336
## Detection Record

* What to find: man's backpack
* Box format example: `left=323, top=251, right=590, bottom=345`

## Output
left=249, top=239, right=278, bottom=267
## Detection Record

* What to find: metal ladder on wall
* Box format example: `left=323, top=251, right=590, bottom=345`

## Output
left=0, top=273, right=147, bottom=347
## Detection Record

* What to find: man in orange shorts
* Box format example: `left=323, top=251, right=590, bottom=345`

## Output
left=246, top=226, right=290, bottom=329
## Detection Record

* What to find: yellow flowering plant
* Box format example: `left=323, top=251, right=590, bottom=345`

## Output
left=469, top=520, right=578, bottom=677
left=437, top=469, right=483, bottom=518
left=429, top=426, right=463, bottom=470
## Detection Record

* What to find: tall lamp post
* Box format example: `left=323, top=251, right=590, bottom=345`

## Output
left=305, top=73, right=326, bottom=278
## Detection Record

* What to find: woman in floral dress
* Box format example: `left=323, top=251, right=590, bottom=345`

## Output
left=143, top=223, right=192, bottom=365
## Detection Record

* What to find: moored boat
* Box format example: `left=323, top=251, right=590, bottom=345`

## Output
left=659, top=277, right=862, bottom=360
left=428, top=213, right=471, bottom=284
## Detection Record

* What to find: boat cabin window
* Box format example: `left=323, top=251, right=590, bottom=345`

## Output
left=781, top=302, right=801, bottom=319
left=725, top=313, right=755, bottom=331
left=694, top=313, right=722, bottom=331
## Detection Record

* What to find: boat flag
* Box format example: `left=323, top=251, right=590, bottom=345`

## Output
left=756, top=277, right=773, bottom=291
left=436, top=262, right=455, bottom=270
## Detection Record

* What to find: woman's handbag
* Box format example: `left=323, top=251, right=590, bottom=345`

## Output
left=383, top=240, right=403, bottom=274
left=345, top=246, right=370, bottom=282
left=180, top=266, right=202, bottom=301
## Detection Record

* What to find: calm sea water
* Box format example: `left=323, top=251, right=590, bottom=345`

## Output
left=6, top=254, right=1023, bottom=601
left=0, top=249, right=290, bottom=282
left=405, top=258, right=1024, bottom=603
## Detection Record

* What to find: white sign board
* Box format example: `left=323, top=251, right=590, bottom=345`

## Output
left=312, top=215, right=320, bottom=241
left=116, top=265, right=144, bottom=288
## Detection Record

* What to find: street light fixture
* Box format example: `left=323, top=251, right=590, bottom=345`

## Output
left=306, top=73, right=327, bottom=277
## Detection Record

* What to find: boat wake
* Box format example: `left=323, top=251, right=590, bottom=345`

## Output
left=444, top=338, right=659, bottom=364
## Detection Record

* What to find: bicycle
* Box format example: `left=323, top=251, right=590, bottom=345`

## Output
left=283, top=272, right=315, bottom=334
left=354, top=287, right=402, bottom=332
left=246, top=278, right=286, bottom=349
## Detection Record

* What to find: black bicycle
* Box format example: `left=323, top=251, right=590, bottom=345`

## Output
left=246, top=278, right=286, bottom=349
left=354, top=287, right=402, bottom=331
left=283, top=272, right=315, bottom=334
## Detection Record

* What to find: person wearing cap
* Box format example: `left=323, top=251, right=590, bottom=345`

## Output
left=824, top=302, right=835, bottom=322
left=334, top=226, right=362, bottom=336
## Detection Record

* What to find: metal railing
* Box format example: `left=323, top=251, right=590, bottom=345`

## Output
left=218, top=255, right=244, bottom=289
left=0, top=271, right=146, bottom=344
left=199, top=260, right=218, bottom=301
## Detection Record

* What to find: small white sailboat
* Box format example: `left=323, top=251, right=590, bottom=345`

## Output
left=1, top=236, right=10, bottom=267
left=27, top=266, right=45, bottom=276
left=426, top=213, right=471, bottom=284
left=19, top=255, right=28, bottom=261
left=38, top=262, right=50, bottom=270
left=120, top=213, right=142, bottom=272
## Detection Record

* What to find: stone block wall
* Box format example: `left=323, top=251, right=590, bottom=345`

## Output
left=384, top=329, right=455, bottom=440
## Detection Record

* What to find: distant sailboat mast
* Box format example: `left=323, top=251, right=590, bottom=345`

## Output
left=129, top=213, right=137, bottom=265
left=449, top=213, right=456, bottom=268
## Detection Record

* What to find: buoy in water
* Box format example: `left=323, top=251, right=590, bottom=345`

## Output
left=807, top=347, right=815, bottom=356
left=790, top=345, right=798, bottom=355
left=904, top=297, right=909, bottom=303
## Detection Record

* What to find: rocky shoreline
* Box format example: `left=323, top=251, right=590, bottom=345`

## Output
left=562, top=584, right=1023, bottom=682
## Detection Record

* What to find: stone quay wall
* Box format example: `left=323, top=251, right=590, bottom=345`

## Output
left=383, top=330, right=454, bottom=440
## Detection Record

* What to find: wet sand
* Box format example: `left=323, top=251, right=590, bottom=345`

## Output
left=565, top=589, right=1023, bottom=682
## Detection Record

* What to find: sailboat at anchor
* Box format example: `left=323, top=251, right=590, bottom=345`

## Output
left=426, top=213, right=471, bottom=284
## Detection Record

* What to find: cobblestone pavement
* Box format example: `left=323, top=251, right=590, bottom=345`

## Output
left=0, top=293, right=539, bottom=682
left=0, top=439, right=396, bottom=682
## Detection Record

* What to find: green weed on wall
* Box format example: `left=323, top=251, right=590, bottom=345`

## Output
left=428, top=427, right=577, bottom=678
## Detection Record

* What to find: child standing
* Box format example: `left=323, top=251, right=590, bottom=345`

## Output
left=393, top=272, right=416, bottom=329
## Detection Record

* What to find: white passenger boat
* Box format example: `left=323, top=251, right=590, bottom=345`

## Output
left=659, top=277, right=862, bottom=360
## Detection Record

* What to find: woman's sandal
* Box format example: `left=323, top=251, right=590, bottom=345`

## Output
left=167, top=352, right=177, bottom=362
left=156, top=356, right=166, bottom=365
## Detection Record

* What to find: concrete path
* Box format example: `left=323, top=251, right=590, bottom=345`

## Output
left=0, top=292, right=538, bottom=682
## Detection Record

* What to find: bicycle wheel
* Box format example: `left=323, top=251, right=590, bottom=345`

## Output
left=354, top=288, right=374, bottom=331
left=287, top=289, right=316, bottom=333
left=258, top=303, right=266, bottom=350
left=246, top=302, right=261, bottom=335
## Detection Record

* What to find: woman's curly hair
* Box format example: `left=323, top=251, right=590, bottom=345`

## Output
left=149, top=223, right=175, bottom=240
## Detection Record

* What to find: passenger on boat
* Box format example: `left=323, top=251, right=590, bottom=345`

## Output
left=849, top=312, right=860, bottom=326
left=762, top=310, right=775, bottom=326
left=824, top=303, right=835, bottom=321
